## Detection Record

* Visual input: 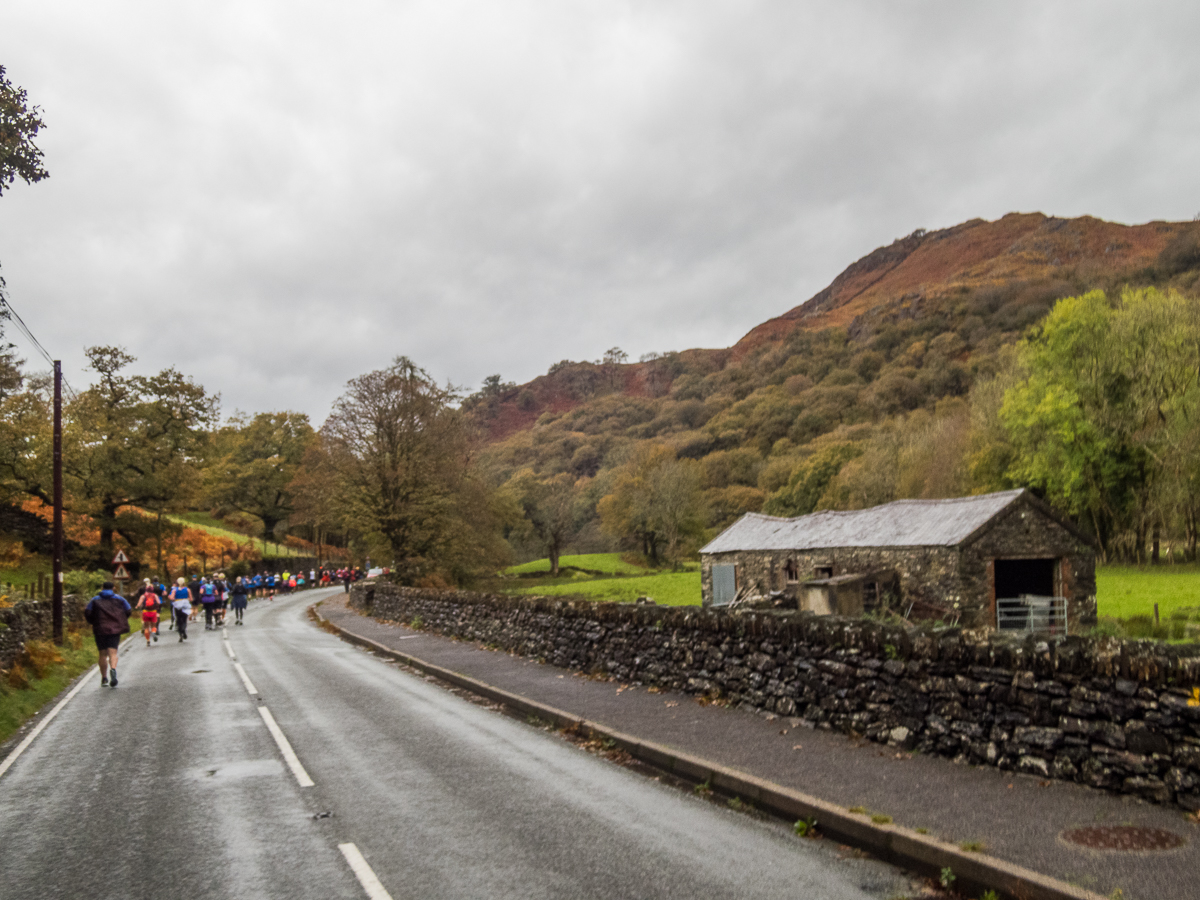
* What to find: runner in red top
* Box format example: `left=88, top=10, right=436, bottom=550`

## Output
left=134, top=584, right=161, bottom=646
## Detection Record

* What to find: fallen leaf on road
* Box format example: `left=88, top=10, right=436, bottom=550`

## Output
left=664, top=700, right=678, bottom=707
left=779, top=729, right=788, bottom=735
left=792, top=744, right=803, bottom=750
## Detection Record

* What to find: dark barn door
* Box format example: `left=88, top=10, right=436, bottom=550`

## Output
left=994, top=558, right=1056, bottom=598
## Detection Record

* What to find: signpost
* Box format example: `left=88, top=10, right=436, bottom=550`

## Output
left=112, top=550, right=131, bottom=591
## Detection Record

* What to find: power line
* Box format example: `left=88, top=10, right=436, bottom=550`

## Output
left=0, top=291, right=79, bottom=399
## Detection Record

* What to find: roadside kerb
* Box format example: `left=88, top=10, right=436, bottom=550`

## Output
left=312, top=603, right=1104, bottom=900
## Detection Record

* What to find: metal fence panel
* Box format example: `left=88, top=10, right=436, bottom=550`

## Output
left=996, top=595, right=1067, bottom=635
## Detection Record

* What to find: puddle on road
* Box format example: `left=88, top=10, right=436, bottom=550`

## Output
left=184, top=759, right=283, bottom=783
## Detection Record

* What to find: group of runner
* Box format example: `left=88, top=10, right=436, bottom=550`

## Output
left=127, top=566, right=365, bottom=645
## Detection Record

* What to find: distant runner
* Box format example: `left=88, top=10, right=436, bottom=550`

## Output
left=230, top=576, right=249, bottom=625
left=83, top=582, right=131, bottom=687
left=170, top=578, right=193, bottom=642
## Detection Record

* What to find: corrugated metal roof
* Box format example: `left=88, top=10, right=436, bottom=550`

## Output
left=701, top=489, right=1026, bottom=553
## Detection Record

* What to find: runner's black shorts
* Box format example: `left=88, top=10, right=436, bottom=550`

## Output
left=94, top=632, right=122, bottom=650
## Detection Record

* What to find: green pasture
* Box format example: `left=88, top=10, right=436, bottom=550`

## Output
left=514, top=569, right=702, bottom=606
left=1095, top=564, right=1200, bottom=620
left=505, top=553, right=650, bottom=576
left=504, top=552, right=702, bottom=606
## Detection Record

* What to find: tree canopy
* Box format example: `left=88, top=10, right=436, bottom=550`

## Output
left=0, top=65, right=48, bottom=196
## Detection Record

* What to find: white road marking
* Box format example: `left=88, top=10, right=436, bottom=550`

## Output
left=0, top=666, right=97, bottom=782
left=233, top=662, right=257, bottom=694
left=338, top=843, right=395, bottom=900
left=224, top=640, right=236, bottom=659
left=258, top=706, right=315, bottom=787
left=0, top=630, right=143, bottom=783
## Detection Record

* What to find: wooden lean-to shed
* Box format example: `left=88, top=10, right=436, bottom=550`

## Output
left=699, top=489, right=1096, bottom=632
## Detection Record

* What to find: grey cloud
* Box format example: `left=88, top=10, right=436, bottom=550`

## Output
left=2, top=1, right=1199, bottom=422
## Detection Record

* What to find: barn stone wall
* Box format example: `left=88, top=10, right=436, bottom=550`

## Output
left=700, top=495, right=1098, bottom=630
left=701, top=546, right=959, bottom=614
left=962, top=499, right=1097, bottom=628
left=348, top=582, right=1200, bottom=812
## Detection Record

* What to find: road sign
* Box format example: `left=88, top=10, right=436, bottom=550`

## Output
left=113, top=564, right=130, bottom=580
left=112, top=549, right=130, bottom=565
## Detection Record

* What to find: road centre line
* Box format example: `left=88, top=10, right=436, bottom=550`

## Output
left=258, top=706, right=315, bottom=787
left=338, top=843, right=395, bottom=900
left=224, top=641, right=236, bottom=659
left=233, top=662, right=258, bottom=695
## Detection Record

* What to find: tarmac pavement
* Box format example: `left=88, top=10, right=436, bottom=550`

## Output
left=319, top=593, right=1200, bottom=900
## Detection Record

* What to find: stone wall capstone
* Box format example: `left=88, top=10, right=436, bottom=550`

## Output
left=348, top=582, right=1200, bottom=811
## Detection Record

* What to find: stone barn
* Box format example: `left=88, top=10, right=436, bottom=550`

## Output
left=700, top=489, right=1096, bottom=631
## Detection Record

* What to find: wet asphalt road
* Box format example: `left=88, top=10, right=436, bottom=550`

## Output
left=0, top=588, right=920, bottom=900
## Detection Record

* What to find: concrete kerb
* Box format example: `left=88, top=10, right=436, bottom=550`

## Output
left=310, top=603, right=1105, bottom=900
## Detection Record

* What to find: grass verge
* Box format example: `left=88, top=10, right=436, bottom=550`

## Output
left=0, top=628, right=97, bottom=747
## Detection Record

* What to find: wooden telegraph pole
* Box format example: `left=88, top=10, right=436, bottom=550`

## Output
left=52, top=361, right=64, bottom=645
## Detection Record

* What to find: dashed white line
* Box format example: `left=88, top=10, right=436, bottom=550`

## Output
left=338, top=843, right=395, bottom=900
left=233, top=661, right=258, bottom=694
left=258, top=706, right=315, bottom=787
left=224, top=640, right=236, bottom=659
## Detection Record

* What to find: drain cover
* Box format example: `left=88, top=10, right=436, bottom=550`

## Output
left=1061, top=826, right=1186, bottom=851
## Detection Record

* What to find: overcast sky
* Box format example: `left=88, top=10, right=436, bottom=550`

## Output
left=2, top=1, right=1198, bottom=423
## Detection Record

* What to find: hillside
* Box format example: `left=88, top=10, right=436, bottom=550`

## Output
left=470, top=212, right=1200, bottom=560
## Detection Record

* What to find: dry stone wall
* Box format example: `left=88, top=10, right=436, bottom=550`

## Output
left=349, top=583, right=1200, bottom=811
left=0, top=595, right=87, bottom=671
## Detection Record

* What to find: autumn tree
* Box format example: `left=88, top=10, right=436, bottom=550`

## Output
left=322, top=356, right=508, bottom=584
left=598, top=444, right=706, bottom=567
left=506, top=469, right=579, bottom=575
left=205, top=411, right=314, bottom=545
left=63, top=346, right=217, bottom=562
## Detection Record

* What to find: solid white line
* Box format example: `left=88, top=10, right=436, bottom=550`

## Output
left=233, top=661, right=257, bottom=694
left=224, top=641, right=236, bottom=659
left=258, top=706, right=315, bottom=787
left=0, top=665, right=97, bottom=782
left=338, top=843, right=395, bottom=900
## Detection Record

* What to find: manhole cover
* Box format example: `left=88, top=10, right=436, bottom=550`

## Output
left=1061, top=826, right=1186, bottom=851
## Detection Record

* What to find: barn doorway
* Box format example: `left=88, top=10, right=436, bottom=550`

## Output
left=994, top=558, right=1056, bottom=599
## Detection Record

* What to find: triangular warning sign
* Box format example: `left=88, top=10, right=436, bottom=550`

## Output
left=112, top=549, right=130, bottom=565
left=113, top=564, right=130, bottom=579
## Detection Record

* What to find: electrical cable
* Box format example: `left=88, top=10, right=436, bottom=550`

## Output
left=0, top=292, right=79, bottom=399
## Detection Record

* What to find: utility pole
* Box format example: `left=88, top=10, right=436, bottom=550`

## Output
left=52, top=361, right=64, bottom=645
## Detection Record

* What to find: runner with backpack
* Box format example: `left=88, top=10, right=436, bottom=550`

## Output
left=200, top=578, right=218, bottom=630
left=170, top=578, right=192, bottom=642
left=134, top=584, right=161, bottom=646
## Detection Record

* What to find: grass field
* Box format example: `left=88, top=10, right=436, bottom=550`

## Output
left=166, top=513, right=304, bottom=558
left=505, top=553, right=651, bottom=576
left=1096, top=564, right=1200, bottom=620
left=503, top=552, right=703, bottom=606
left=514, top=569, right=702, bottom=606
